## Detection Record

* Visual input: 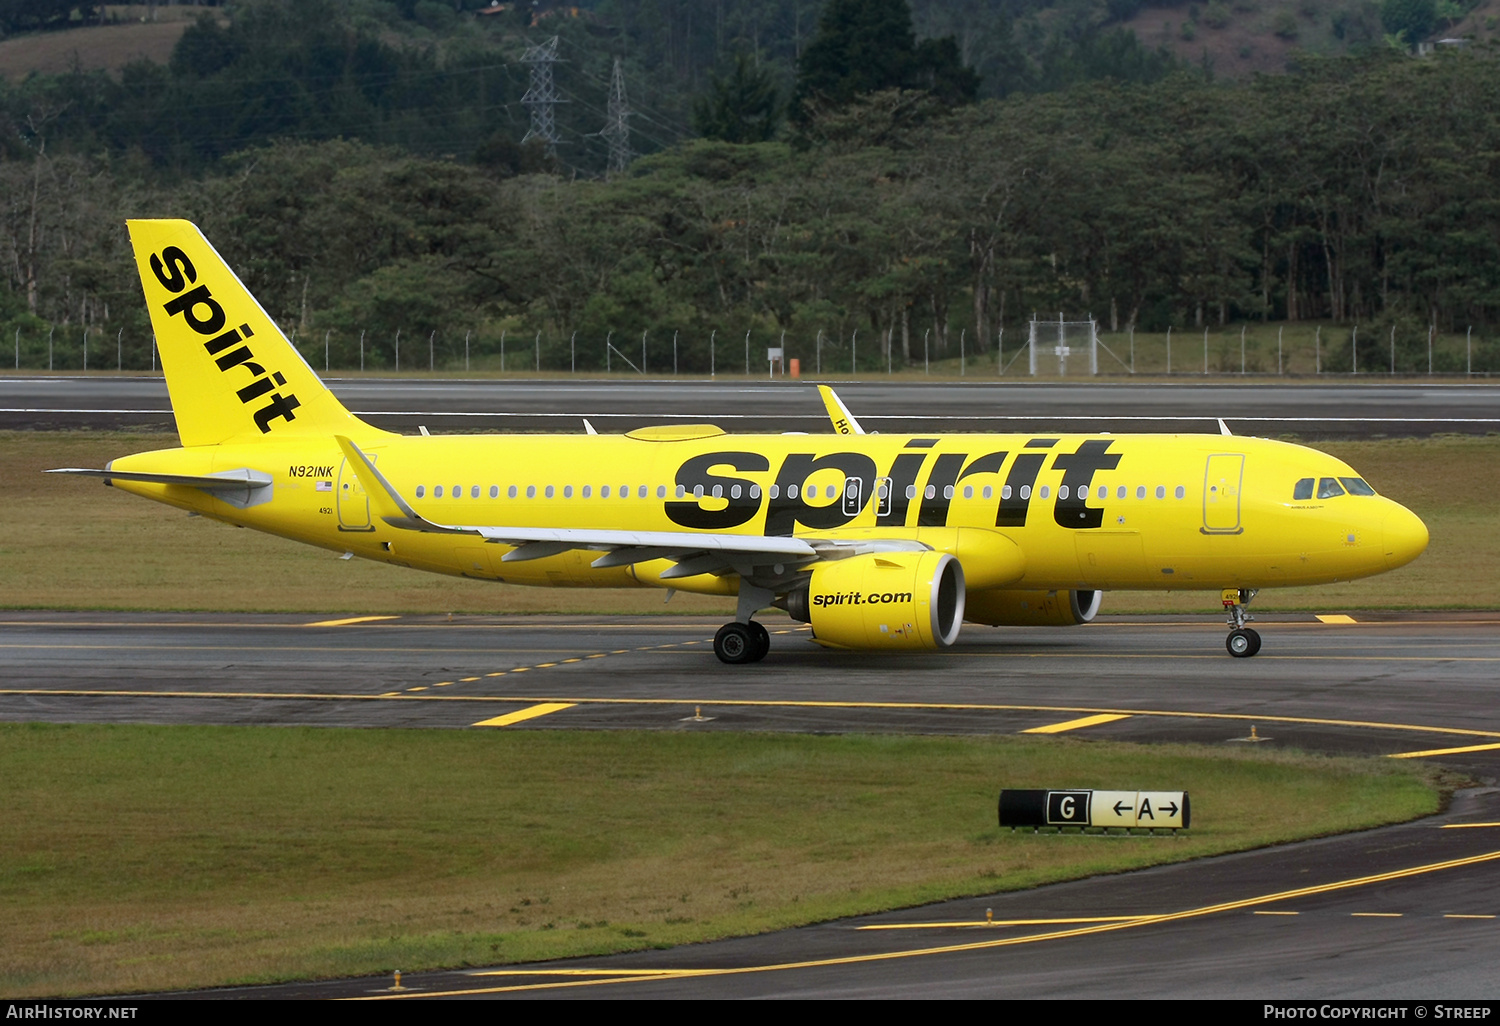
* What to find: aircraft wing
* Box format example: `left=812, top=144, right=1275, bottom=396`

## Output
left=333, top=436, right=891, bottom=580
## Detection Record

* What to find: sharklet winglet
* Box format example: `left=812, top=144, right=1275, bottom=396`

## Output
left=817, top=385, right=865, bottom=435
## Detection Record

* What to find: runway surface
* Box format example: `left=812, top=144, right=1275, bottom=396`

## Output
left=3, top=376, right=1498, bottom=437
left=9, top=610, right=1489, bottom=1000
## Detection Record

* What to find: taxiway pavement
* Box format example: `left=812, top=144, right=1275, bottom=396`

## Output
left=3, top=377, right=1498, bottom=437
left=6, top=611, right=1500, bottom=999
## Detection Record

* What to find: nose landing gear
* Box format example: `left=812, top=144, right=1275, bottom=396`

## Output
left=1223, top=588, right=1260, bottom=657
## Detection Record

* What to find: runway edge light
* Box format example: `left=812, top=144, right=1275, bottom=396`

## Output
left=998, top=789, right=1190, bottom=832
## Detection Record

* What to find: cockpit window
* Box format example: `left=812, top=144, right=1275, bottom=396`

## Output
left=1339, top=477, right=1376, bottom=496
left=1317, top=477, right=1346, bottom=499
left=1293, top=478, right=1314, bottom=501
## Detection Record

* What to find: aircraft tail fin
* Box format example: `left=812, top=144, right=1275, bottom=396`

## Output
left=127, top=219, right=379, bottom=447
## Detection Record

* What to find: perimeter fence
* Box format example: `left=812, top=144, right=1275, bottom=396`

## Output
left=7, top=318, right=1497, bottom=378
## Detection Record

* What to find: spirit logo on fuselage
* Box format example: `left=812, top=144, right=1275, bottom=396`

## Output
left=149, top=246, right=301, bottom=433
left=666, top=438, right=1122, bottom=534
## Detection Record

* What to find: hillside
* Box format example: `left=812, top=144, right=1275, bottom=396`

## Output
left=1120, top=0, right=1499, bottom=77
left=7, top=0, right=1497, bottom=91
left=0, top=5, right=204, bottom=81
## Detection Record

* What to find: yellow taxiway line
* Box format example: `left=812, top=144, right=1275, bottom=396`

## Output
left=7, top=688, right=1500, bottom=744
left=1021, top=713, right=1131, bottom=734
left=473, top=703, right=576, bottom=728
left=303, top=615, right=401, bottom=627
left=1390, top=743, right=1500, bottom=759
left=856, top=916, right=1148, bottom=930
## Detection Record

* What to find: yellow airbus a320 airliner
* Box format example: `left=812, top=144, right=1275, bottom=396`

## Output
left=54, top=220, right=1429, bottom=663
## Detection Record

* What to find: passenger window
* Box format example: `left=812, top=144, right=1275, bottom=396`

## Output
left=1175, top=486, right=1185, bottom=499
left=769, top=484, right=780, bottom=499
left=1318, top=478, right=1345, bottom=499
left=693, top=485, right=704, bottom=499
left=471, top=486, right=480, bottom=499
left=1058, top=485, right=1070, bottom=500
left=1117, top=486, right=1126, bottom=499
left=1293, top=478, right=1314, bottom=501
left=906, top=485, right=918, bottom=500
left=583, top=485, right=592, bottom=498
left=674, top=485, right=683, bottom=498
left=711, top=485, right=723, bottom=499
left=415, top=485, right=425, bottom=498
left=508, top=485, right=518, bottom=499
left=639, top=486, right=648, bottom=498
left=750, top=484, right=762, bottom=499
left=453, top=484, right=461, bottom=497
left=1098, top=486, right=1108, bottom=499
left=526, top=485, right=536, bottom=499
left=1039, top=486, right=1050, bottom=499
left=1340, top=477, right=1376, bottom=496
left=1019, top=485, right=1031, bottom=499
left=489, top=486, right=499, bottom=499
left=563, top=485, right=573, bottom=498
left=545, top=485, right=555, bottom=498
left=1136, top=486, right=1146, bottom=499
left=601, top=485, right=610, bottom=498
left=620, top=485, right=629, bottom=498
left=963, top=486, right=973, bottom=499
left=1155, top=486, right=1165, bottom=499
left=982, top=485, right=992, bottom=499
left=787, top=484, right=799, bottom=499
left=733, top=485, right=744, bottom=500
left=924, top=485, right=935, bottom=500
left=943, top=485, right=954, bottom=500
left=1001, top=485, right=1012, bottom=500
left=657, top=485, right=666, bottom=498
left=435, top=486, right=444, bottom=498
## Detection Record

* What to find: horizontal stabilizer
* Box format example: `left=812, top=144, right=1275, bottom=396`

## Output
left=48, top=467, right=273, bottom=509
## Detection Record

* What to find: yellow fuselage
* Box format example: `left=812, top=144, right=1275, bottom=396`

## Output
left=108, top=429, right=1429, bottom=597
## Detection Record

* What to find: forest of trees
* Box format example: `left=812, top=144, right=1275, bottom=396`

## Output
left=2, top=1, right=1498, bottom=372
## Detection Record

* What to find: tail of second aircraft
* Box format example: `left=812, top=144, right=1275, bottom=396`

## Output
left=128, top=219, right=378, bottom=447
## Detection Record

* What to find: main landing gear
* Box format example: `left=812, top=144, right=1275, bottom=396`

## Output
left=715, top=584, right=776, bottom=665
left=1222, top=587, right=1260, bottom=658
left=714, top=621, right=771, bottom=664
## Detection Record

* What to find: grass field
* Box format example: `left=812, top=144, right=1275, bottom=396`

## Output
left=0, top=430, right=1491, bottom=614
left=0, top=724, right=1445, bottom=997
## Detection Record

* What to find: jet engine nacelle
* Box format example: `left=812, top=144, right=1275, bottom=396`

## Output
left=784, top=551, right=966, bottom=650
left=965, top=588, right=1101, bottom=627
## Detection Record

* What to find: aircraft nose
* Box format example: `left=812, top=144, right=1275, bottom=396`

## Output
left=1383, top=505, right=1429, bottom=571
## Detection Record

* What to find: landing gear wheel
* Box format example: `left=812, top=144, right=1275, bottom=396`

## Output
left=714, top=623, right=757, bottom=665
left=1226, top=628, right=1261, bottom=658
left=748, top=621, right=770, bottom=662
